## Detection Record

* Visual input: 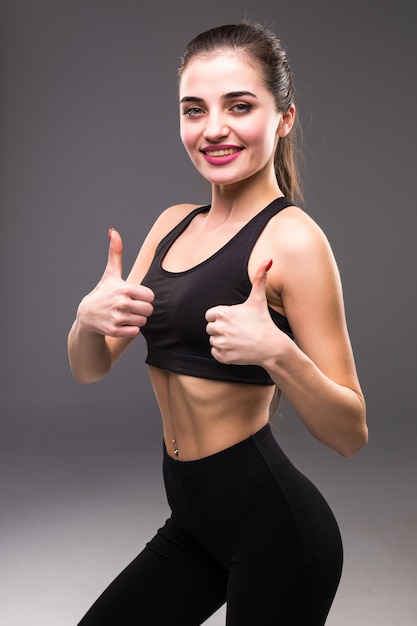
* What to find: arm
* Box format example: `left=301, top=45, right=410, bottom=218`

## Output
left=68, top=204, right=197, bottom=384
left=267, top=214, right=367, bottom=457
left=67, top=227, right=155, bottom=384
left=205, top=211, right=367, bottom=457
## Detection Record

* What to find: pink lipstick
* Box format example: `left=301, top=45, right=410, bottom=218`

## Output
left=200, top=144, right=243, bottom=165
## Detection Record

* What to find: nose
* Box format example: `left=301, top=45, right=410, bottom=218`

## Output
left=203, top=111, right=229, bottom=142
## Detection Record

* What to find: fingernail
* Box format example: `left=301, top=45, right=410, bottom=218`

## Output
left=265, top=259, right=273, bottom=272
left=108, top=227, right=115, bottom=240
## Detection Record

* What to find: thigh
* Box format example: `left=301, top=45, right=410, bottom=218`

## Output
left=77, top=519, right=227, bottom=626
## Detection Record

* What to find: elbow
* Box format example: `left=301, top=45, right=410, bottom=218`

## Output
left=73, top=373, right=98, bottom=385
left=337, top=394, right=368, bottom=458
left=69, top=362, right=110, bottom=385
left=70, top=369, right=96, bottom=385
left=338, top=423, right=369, bottom=458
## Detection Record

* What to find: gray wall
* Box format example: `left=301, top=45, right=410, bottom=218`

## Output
left=1, top=1, right=416, bottom=624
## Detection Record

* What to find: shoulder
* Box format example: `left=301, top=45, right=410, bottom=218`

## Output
left=140, top=203, right=202, bottom=251
left=126, top=203, right=204, bottom=283
left=157, top=202, right=204, bottom=226
left=148, top=203, right=204, bottom=242
left=255, top=204, right=341, bottom=313
left=254, top=203, right=336, bottom=269
left=272, top=205, right=331, bottom=255
left=267, top=204, right=339, bottom=280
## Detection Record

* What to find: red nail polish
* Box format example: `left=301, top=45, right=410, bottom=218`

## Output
left=265, top=259, right=273, bottom=272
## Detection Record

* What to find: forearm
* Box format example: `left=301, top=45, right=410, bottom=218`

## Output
left=264, top=336, right=367, bottom=457
left=68, top=319, right=112, bottom=384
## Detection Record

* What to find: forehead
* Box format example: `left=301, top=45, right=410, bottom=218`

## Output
left=179, top=52, right=265, bottom=96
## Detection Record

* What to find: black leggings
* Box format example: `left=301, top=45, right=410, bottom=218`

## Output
left=77, top=424, right=343, bottom=625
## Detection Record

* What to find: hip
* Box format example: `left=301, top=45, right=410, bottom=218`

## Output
left=161, top=422, right=342, bottom=565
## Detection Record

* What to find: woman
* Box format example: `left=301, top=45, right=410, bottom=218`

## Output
left=68, top=21, right=367, bottom=625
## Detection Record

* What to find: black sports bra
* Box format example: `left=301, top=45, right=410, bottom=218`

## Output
left=141, top=196, right=294, bottom=385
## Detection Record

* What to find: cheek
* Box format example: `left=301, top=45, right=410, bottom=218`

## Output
left=245, top=121, right=277, bottom=157
left=180, top=122, right=198, bottom=152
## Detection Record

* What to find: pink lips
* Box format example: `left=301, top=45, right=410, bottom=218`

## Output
left=200, top=144, right=243, bottom=165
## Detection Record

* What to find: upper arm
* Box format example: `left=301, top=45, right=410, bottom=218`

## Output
left=273, top=212, right=362, bottom=394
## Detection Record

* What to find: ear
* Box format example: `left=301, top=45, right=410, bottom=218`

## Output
left=277, top=104, right=296, bottom=138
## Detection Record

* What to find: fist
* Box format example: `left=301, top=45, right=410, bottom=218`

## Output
left=77, top=228, right=154, bottom=338
left=205, top=259, right=276, bottom=366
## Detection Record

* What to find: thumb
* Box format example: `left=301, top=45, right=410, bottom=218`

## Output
left=246, top=259, right=273, bottom=306
left=103, top=227, right=123, bottom=278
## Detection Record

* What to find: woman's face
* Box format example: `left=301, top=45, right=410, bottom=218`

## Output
left=179, top=52, right=290, bottom=187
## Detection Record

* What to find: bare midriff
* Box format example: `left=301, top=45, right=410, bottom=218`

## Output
left=148, top=365, right=275, bottom=461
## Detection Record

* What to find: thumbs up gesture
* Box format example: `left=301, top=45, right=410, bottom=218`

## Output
left=77, top=228, right=154, bottom=338
left=205, top=259, right=278, bottom=366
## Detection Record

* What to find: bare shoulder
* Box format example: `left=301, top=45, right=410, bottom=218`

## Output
left=126, top=203, right=203, bottom=283
left=273, top=206, right=341, bottom=299
left=255, top=206, right=338, bottom=288
left=269, top=205, right=346, bottom=339
left=255, top=203, right=341, bottom=317
left=272, top=205, right=333, bottom=261
left=149, top=203, right=203, bottom=242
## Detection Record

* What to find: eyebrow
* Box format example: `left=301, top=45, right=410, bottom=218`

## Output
left=180, top=91, right=257, bottom=104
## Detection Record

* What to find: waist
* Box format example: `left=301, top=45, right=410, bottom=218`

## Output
left=149, top=366, right=277, bottom=461
left=163, top=422, right=288, bottom=473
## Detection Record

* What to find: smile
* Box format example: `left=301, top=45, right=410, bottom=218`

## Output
left=200, top=146, right=243, bottom=166
left=203, top=148, right=241, bottom=157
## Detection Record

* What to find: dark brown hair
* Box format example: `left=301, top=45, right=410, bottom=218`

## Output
left=179, top=21, right=303, bottom=204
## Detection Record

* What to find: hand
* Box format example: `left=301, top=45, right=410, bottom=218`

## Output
left=205, top=259, right=279, bottom=366
left=77, top=228, right=154, bottom=338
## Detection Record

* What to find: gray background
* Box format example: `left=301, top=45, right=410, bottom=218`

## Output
left=1, top=1, right=416, bottom=624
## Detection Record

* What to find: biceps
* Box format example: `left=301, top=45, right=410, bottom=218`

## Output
left=282, top=262, right=359, bottom=386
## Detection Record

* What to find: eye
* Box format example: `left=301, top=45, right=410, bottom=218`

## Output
left=231, top=102, right=253, bottom=114
left=182, top=106, right=205, bottom=118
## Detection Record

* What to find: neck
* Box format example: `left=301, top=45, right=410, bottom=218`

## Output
left=209, top=166, right=282, bottom=222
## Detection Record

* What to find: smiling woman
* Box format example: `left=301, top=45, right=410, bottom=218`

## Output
left=179, top=54, right=290, bottom=188
left=69, top=20, right=367, bottom=626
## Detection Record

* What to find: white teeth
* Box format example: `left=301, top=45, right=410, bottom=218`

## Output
left=205, top=148, right=240, bottom=157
